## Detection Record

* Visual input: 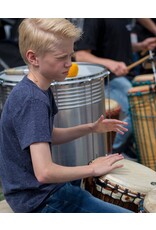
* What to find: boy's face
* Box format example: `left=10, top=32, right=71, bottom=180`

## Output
left=36, top=38, right=75, bottom=82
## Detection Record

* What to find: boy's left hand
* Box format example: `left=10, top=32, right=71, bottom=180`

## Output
left=92, top=115, right=128, bottom=135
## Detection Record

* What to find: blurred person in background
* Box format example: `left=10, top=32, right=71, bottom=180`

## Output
left=74, top=18, right=156, bottom=157
left=0, top=19, right=24, bottom=71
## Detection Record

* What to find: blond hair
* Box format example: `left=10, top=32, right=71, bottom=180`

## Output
left=18, top=18, right=81, bottom=64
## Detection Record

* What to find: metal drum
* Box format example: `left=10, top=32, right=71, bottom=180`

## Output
left=0, top=66, right=28, bottom=114
left=51, top=63, right=109, bottom=166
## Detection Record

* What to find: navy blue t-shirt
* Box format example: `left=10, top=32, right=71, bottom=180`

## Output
left=0, top=76, right=64, bottom=212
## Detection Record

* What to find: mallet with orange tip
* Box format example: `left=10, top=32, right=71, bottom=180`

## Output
left=67, top=63, right=79, bottom=78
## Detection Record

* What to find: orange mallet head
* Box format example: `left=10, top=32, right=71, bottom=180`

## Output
left=67, top=63, right=79, bottom=78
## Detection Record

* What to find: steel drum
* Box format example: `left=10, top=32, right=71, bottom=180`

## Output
left=51, top=63, right=109, bottom=166
left=0, top=67, right=28, bottom=114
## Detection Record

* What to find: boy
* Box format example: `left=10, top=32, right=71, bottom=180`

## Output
left=0, top=18, right=131, bottom=213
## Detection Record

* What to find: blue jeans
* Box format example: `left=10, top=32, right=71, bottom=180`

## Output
left=35, top=182, right=133, bottom=213
left=105, top=77, right=133, bottom=152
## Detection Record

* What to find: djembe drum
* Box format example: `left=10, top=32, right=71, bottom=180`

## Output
left=143, top=188, right=156, bottom=213
left=105, top=98, right=121, bottom=153
left=84, top=159, right=156, bottom=212
left=132, top=74, right=155, bottom=87
left=128, top=84, right=156, bottom=170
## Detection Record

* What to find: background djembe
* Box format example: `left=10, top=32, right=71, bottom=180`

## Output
left=128, top=85, right=156, bottom=170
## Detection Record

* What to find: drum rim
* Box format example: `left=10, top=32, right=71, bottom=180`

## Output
left=133, top=73, right=154, bottom=80
left=128, top=84, right=156, bottom=95
left=52, top=62, right=110, bottom=85
left=0, top=63, right=110, bottom=86
left=96, top=177, right=144, bottom=199
left=0, top=65, right=27, bottom=84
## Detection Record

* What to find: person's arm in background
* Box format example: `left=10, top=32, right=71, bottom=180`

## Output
left=132, top=37, right=156, bottom=52
left=75, top=50, right=129, bottom=76
left=137, top=18, right=156, bottom=36
left=132, top=18, right=156, bottom=53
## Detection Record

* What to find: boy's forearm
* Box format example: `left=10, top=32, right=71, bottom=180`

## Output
left=52, top=124, right=93, bottom=145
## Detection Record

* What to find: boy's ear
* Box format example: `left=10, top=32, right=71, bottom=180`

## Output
left=26, top=50, right=39, bottom=66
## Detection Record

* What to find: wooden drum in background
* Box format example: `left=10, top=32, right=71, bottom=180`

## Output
left=132, top=74, right=155, bottom=87
left=84, top=159, right=156, bottom=212
left=105, top=98, right=121, bottom=153
left=128, top=85, right=156, bottom=170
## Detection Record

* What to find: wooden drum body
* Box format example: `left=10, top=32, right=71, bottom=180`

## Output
left=105, top=98, right=121, bottom=153
left=128, top=85, right=156, bottom=170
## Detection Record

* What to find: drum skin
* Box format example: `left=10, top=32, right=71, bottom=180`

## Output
left=132, top=74, right=155, bottom=86
left=143, top=188, right=156, bottom=213
left=84, top=159, right=156, bottom=212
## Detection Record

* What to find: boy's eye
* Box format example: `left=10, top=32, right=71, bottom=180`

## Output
left=56, top=52, right=74, bottom=60
left=57, top=55, right=67, bottom=60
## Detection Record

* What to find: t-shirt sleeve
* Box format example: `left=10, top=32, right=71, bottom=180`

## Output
left=13, top=99, right=52, bottom=150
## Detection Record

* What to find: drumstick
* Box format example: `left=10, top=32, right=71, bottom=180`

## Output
left=3, top=68, right=29, bottom=75
left=141, top=49, right=147, bottom=56
left=127, top=53, right=154, bottom=71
